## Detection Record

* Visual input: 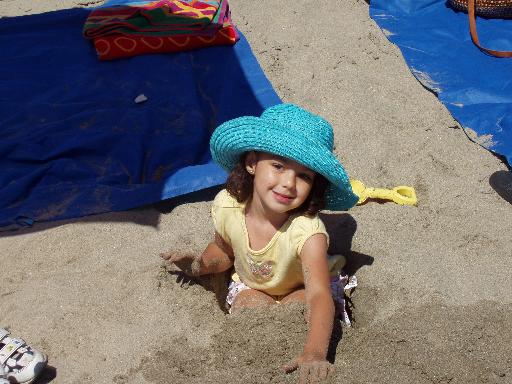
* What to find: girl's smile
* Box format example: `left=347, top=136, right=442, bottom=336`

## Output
left=272, top=190, right=295, bottom=205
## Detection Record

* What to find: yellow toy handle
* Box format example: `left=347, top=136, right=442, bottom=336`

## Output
left=350, top=179, right=417, bottom=206
left=365, top=186, right=417, bottom=205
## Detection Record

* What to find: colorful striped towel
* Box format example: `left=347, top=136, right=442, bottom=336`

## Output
left=83, top=0, right=238, bottom=60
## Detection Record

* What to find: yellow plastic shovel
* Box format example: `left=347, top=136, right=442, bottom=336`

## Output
left=350, top=179, right=417, bottom=206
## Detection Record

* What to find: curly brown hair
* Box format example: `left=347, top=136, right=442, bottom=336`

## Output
left=225, top=153, right=328, bottom=216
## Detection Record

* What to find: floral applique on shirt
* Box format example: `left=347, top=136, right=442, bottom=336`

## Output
left=246, top=254, right=274, bottom=280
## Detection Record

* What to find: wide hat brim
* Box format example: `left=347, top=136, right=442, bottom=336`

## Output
left=210, top=115, right=358, bottom=211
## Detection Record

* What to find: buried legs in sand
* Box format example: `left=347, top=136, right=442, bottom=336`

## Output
left=161, top=242, right=336, bottom=383
left=225, top=284, right=336, bottom=383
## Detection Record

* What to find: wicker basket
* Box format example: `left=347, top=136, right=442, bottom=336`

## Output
left=449, top=0, right=512, bottom=18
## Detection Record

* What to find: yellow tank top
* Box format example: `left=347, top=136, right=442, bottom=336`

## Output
left=211, top=189, right=343, bottom=297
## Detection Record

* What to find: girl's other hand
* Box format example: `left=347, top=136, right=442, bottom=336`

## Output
left=160, top=251, right=200, bottom=276
left=282, top=353, right=335, bottom=383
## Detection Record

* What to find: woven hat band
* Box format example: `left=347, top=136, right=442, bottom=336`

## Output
left=261, top=104, right=334, bottom=150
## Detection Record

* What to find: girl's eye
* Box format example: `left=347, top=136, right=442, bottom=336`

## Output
left=272, top=163, right=284, bottom=170
left=299, top=173, right=313, bottom=182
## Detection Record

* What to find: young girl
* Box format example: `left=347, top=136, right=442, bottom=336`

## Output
left=162, top=103, right=358, bottom=382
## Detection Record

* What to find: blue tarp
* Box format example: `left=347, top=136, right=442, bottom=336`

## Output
left=370, top=0, right=512, bottom=166
left=0, top=8, right=280, bottom=230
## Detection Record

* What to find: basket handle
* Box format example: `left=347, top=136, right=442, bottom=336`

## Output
left=468, top=0, right=512, bottom=57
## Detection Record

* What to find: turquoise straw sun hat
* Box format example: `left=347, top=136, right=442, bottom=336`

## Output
left=209, top=103, right=358, bottom=211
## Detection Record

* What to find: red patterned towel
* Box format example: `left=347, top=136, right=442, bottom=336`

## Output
left=83, top=0, right=238, bottom=60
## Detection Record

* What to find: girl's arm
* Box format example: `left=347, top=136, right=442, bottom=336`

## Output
left=283, top=233, right=335, bottom=380
left=161, top=232, right=234, bottom=276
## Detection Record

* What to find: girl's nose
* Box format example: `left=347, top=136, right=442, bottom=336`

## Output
left=281, top=171, right=296, bottom=189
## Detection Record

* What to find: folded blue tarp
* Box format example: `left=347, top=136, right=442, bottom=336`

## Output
left=370, top=0, right=512, bottom=166
left=0, top=8, right=280, bottom=230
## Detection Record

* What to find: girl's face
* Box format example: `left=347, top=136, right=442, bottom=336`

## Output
left=245, top=152, right=315, bottom=215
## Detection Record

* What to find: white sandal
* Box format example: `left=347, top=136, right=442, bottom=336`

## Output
left=0, top=329, right=47, bottom=384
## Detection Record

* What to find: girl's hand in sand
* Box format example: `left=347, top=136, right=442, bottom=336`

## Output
left=160, top=251, right=201, bottom=276
left=283, top=353, right=335, bottom=383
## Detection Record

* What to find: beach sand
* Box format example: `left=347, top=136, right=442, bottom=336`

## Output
left=1, top=1, right=512, bottom=383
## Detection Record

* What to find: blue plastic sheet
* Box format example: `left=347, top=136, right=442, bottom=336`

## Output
left=370, top=0, right=512, bottom=166
left=0, top=8, right=280, bottom=230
